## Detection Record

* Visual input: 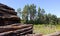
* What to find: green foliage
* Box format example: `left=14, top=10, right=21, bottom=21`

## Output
left=17, top=4, right=60, bottom=25
left=29, top=4, right=36, bottom=21
left=22, top=5, right=29, bottom=23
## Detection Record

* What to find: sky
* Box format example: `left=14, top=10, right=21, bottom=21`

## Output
left=0, top=0, right=60, bottom=17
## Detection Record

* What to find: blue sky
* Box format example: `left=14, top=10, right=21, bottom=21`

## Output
left=0, top=0, right=60, bottom=17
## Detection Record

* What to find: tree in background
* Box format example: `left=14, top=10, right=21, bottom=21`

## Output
left=29, top=4, right=36, bottom=20
left=22, top=5, right=30, bottom=23
left=37, top=7, right=41, bottom=24
left=51, top=15, right=57, bottom=24
left=17, top=4, right=60, bottom=25
left=57, top=18, right=60, bottom=24
left=37, top=7, right=45, bottom=24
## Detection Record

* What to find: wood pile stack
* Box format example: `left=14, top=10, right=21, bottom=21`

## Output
left=0, top=3, right=20, bottom=26
left=0, top=3, right=33, bottom=36
left=0, top=24, right=33, bottom=36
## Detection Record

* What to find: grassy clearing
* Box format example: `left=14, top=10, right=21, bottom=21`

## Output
left=33, top=24, right=60, bottom=34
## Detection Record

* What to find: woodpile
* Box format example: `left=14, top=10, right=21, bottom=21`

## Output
left=0, top=3, right=20, bottom=26
left=0, top=3, right=33, bottom=36
left=0, top=24, right=33, bottom=36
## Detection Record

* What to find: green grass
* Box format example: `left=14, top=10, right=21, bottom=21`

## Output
left=33, top=24, right=60, bottom=34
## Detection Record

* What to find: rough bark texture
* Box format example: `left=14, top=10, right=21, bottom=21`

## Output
left=0, top=3, right=33, bottom=36
left=0, top=3, right=20, bottom=26
left=0, top=24, right=33, bottom=36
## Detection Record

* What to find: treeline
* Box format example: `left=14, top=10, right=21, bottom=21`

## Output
left=17, top=4, right=60, bottom=25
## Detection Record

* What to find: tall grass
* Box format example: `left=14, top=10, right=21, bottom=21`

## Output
left=33, top=24, right=60, bottom=34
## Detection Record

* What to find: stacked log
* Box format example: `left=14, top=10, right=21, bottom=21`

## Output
left=0, top=3, right=20, bottom=26
left=0, top=3, right=33, bottom=36
left=0, top=24, right=33, bottom=36
left=0, top=3, right=15, bottom=11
